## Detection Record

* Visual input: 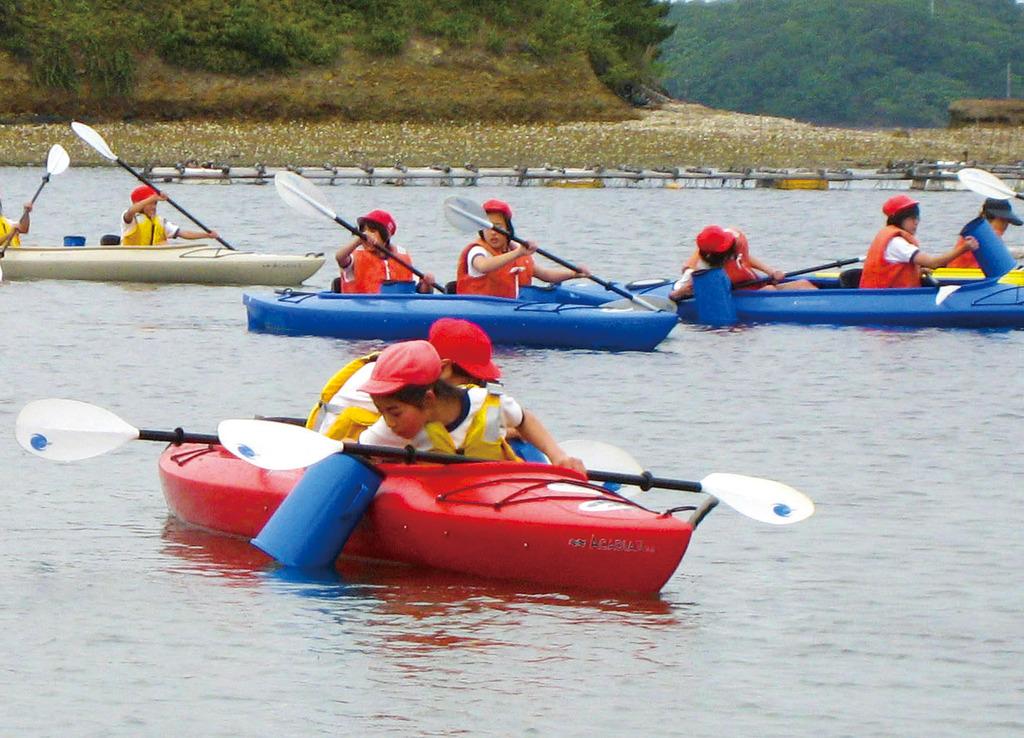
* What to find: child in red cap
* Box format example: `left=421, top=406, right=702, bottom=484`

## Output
left=669, top=225, right=816, bottom=300
left=121, top=185, right=217, bottom=246
left=334, top=209, right=435, bottom=293
left=306, top=317, right=500, bottom=441
left=358, top=339, right=585, bottom=473
left=455, top=199, right=587, bottom=298
left=861, top=196, right=977, bottom=288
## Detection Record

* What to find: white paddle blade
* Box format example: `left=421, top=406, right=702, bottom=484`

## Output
left=15, top=398, right=140, bottom=461
left=562, top=439, right=645, bottom=497
left=444, top=196, right=490, bottom=233
left=700, top=473, right=815, bottom=525
left=70, top=121, right=117, bottom=161
left=957, top=168, right=1016, bottom=200
left=217, top=419, right=342, bottom=471
left=274, top=171, right=338, bottom=222
left=46, top=144, right=71, bottom=175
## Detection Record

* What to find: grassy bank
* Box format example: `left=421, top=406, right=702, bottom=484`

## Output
left=1, top=103, right=1022, bottom=170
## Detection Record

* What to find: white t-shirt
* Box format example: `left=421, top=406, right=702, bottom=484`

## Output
left=121, top=211, right=180, bottom=240
left=340, top=244, right=411, bottom=283
left=884, top=236, right=919, bottom=264
left=359, top=386, right=524, bottom=451
left=312, top=362, right=377, bottom=433
left=465, top=245, right=530, bottom=281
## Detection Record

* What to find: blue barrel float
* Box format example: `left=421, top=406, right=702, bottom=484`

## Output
left=960, top=216, right=1016, bottom=277
left=252, top=453, right=383, bottom=569
left=63, top=235, right=86, bottom=247
left=691, top=268, right=738, bottom=326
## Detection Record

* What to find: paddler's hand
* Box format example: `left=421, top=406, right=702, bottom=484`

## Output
left=22, top=202, right=32, bottom=213
left=767, top=268, right=785, bottom=284
left=961, top=236, right=979, bottom=253
left=551, top=453, right=586, bottom=475
left=574, top=264, right=591, bottom=278
left=417, top=272, right=436, bottom=293
left=519, top=240, right=539, bottom=255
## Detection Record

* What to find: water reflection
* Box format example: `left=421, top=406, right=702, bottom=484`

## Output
left=159, top=517, right=685, bottom=636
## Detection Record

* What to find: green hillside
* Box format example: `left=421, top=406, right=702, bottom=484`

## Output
left=661, top=0, right=1024, bottom=127
left=0, top=0, right=671, bottom=122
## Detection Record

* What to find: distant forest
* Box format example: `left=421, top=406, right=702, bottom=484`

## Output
left=660, top=0, right=1024, bottom=127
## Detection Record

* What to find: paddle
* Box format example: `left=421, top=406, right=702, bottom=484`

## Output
left=0, top=144, right=71, bottom=279
left=275, top=171, right=445, bottom=293
left=957, top=168, right=1024, bottom=203
left=731, top=257, right=862, bottom=290
left=70, top=121, right=236, bottom=250
left=443, top=196, right=666, bottom=312
left=215, top=419, right=814, bottom=525
left=16, top=400, right=813, bottom=524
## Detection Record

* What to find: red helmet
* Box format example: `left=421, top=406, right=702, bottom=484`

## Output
left=131, top=185, right=158, bottom=203
left=482, top=199, right=513, bottom=223
left=882, top=194, right=920, bottom=217
left=358, top=209, right=397, bottom=237
left=695, top=225, right=737, bottom=254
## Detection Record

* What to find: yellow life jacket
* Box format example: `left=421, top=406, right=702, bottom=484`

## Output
left=122, top=214, right=167, bottom=246
left=0, top=216, right=20, bottom=247
left=306, top=352, right=381, bottom=441
left=423, top=387, right=522, bottom=461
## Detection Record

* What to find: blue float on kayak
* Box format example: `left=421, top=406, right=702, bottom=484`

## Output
left=242, top=286, right=679, bottom=351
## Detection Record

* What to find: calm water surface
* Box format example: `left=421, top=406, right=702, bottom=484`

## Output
left=1, top=167, right=1022, bottom=736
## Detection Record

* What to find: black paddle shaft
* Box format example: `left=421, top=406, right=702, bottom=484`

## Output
left=132, top=428, right=705, bottom=494
left=335, top=214, right=446, bottom=293
left=139, top=428, right=219, bottom=445
left=732, top=257, right=861, bottom=289
left=338, top=441, right=705, bottom=493
left=116, top=159, right=236, bottom=250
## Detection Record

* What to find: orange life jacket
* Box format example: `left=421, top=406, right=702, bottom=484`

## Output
left=685, top=229, right=759, bottom=288
left=861, top=226, right=921, bottom=288
left=946, top=236, right=979, bottom=269
left=340, top=245, right=415, bottom=294
left=456, top=239, right=528, bottom=298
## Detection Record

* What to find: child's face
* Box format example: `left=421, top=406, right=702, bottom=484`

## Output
left=484, top=213, right=510, bottom=251
left=142, top=201, right=158, bottom=218
left=372, top=394, right=431, bottom=439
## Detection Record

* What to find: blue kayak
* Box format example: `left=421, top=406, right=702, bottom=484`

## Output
left=242, top=287, right=679, bottom=351
left=545, top=275, right=1024, bottom=329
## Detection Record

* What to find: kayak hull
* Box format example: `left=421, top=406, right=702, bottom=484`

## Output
left=1, top=244, right=324, bottom=285
left=158, top=444, right=700, bottom=593
left=243, top=289, right=679, bottom=351
left=673, top=282, right=1024, bottom=328
left=556, top=276, right=1024, bottom=328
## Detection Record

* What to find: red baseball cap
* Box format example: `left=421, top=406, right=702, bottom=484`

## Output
left=358, top=209, right=397, bottom=237
left=482, top=199, right=513, bottom=222
left=695, top=225, right=736, bottom=254
left=361, top=340, right=442, bottom=396
left=882, top=194, right=920, bottom=217
left=131, top=185, right=158, bottom=203
left=428, top=318, right=501, bottom=381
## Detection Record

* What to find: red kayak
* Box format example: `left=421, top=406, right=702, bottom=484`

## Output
left=158, top=443, right=712, bottom=593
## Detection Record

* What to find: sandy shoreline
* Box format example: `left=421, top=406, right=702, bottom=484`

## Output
left=0, top=103, right=1021, bottom=170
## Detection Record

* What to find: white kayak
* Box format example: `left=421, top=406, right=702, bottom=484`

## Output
left=0, top=243, right=325, bottom=285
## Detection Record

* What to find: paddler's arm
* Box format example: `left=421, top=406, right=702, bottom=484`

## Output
left=515, top=410, right=586, bottom=474
left=335, top=237, right=362, bottom=269
left=177, top=228, right=218, bottom=240
left=913, top=237, right=978, bottom=269
left=533, top=262, right=590, bottom=285
left=16, top=202, right=31, bottom=235
left=123, top=192, right=167, bottom=222
left=470, top=241, right=535, bottom=274
left=747, top=253, right=784, bottom=282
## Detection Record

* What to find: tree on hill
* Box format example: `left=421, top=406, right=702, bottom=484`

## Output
left=0, top=0, right=675, bottom=107
left=660, top=0, right=1024, bottom=127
